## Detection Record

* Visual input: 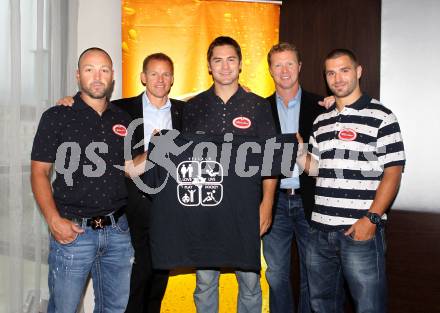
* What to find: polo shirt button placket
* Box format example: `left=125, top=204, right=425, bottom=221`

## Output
left=98, top=119, right=105, bottom=139
left=335, top=114, right=342, bottom=138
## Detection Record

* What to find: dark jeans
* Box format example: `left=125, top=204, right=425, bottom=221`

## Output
left=262, top=193, right=311, bottom=313
left=124, top=193, right=169, bottom=313
left=307, top=226, right=387, bottom=313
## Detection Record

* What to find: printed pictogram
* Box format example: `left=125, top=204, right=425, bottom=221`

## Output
left=177, top=161, right=223, bottom=206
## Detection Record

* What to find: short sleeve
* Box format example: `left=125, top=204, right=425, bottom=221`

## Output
left=31, top=109, right=62, bottom=163
left=376, top=112, right=406, bottom=168
left=308, top=122, right=320, bottom=161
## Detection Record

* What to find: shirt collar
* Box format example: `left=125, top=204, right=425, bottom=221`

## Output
left=207, top=84, right=246, bottom=103
left=72, top=92, right=88, bottom=111
left=331, top=93, right=372, bottom=112
left=72, top=92, right=116, bottom=112
left=275, top=86, right=302, bottom=108
left=142, top=91, right=171, bottom=110
left=349, top=93, right=371, bottom=110
left=107, top=102, right=119, bottom=112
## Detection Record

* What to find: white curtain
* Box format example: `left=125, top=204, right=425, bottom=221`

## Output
left=0, top=1, right=77, bottom=312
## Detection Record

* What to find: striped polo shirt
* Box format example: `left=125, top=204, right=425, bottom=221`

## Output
left=308, top=94, right=405, bottom=231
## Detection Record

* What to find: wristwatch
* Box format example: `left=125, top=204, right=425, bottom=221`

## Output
left=365, top=212, right=382, bottom=225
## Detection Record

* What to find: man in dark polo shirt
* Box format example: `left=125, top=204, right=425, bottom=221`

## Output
left=182, top=36, right=277, bottom=313
left=56, top=53, right=184, bottom=313
left=31, top=48, right=145, bottom=313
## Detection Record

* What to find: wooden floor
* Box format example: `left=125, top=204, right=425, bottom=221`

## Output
left=290, top=210, right=440, bottom=313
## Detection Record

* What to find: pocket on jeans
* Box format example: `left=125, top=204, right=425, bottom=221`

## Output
left=50, top=232, right=81, bottom=247
left=345, top=233, right=375, bottom=245
left=115, top=215, right=130, bottom=233
left=308, top=227, right=318, bottom=235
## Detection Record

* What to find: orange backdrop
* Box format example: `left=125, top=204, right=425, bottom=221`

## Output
left=121, top=0, right=279, bottom=99
left=121, top=1, right=280, bottom=312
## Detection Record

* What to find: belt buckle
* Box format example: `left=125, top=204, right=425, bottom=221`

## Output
left=91, top=216, right=106, bottom=230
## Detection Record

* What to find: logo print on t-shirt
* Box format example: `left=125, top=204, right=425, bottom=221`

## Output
left=177, top=161, right=223, bottom=206
left=112, top=124, right=128, bottom=137
left=338, top=128, right=357, bottom=141
left=232, top=116, right=252, bottom=129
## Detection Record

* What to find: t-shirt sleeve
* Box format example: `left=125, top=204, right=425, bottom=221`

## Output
left=376, top=112, right=406, bottom=168
left=140, top=130, right=176, bottom=191
left=31, top=109, right=62, bottom=163
left=308, top=121, right=320, bottom=161
left=139, top=160, right=160, bottom=191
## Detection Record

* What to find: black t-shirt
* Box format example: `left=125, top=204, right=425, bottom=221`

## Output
left=31, top=93, right=137, bottom=218
left=146, top=131, right=297, bottom=270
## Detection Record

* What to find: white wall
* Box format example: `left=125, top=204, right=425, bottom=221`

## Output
left=76, top=0, right=122, bottom=100
left=381, top=0, right=440, bottom=212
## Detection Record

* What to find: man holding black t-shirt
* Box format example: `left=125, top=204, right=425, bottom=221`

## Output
left=182, top=36, right=277, bottom=313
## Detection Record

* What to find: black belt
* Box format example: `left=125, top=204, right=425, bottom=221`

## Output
left=69, top=207, right=125, bottom=230
left=279, top=188, right=301, bottom=196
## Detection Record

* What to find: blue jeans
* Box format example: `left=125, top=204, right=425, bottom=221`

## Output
left=47, top=214, right=134, bottom=313
left=262, top=193, right=311, bottom=313
left=307, top=226, right=387, bottom=313
left=194, top=269, right=262, bottom=313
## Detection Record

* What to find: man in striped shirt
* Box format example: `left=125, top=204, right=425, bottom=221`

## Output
left=298, top=49, right=405, bottom=313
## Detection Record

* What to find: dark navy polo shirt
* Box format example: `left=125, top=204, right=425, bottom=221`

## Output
left=182, top=85, right=277, bottom=138
left=31, top=93, right=137, bottom=218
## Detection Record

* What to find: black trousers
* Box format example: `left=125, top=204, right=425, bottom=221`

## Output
left=124, top=185, right=169, bottom=313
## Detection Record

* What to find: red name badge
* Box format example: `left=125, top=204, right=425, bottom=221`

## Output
left=338, top=128, right=357, bottom=141
left=232, top=116, right=252, bottom=129
left=112, top=124, right=128, bottom=137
